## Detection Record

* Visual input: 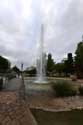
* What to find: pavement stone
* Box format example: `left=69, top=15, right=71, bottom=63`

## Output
left=0, top=92, right=37, bottom=125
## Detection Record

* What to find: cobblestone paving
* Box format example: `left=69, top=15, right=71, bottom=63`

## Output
left=27, top=94, right=83, bottom=112
left=0, top=92, right=37, bottom=125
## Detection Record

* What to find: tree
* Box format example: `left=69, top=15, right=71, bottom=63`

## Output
left=24, top=66, right=36, bottom=76
left=46, top=53, right=55, bottom=74
left=12, top=66, right=20, bottom=74
left=63, top=59, right=69, bottom=76
left=75, top=42, right=83, bottom=78
left=0, top=56, right=10, bottom=73
left=55, top=63, right=64, bottom=75
left=63, top=53, right=74, bottom=76
left=67, top=53, right=74, bottom=74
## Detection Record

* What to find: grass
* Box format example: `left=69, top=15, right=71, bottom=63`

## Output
left=31, top=109, right=83, bottom=125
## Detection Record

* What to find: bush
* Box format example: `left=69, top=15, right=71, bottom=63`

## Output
left=52, top=80, right=77, bottom=97
left=0, top=78, right=3, bottom=90
left=79, top=86, right=83, bottom=95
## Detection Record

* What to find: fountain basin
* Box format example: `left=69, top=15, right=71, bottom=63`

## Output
left=24, top=78, right=53, bottom=95
left=34, top=79, right=48, bottom=84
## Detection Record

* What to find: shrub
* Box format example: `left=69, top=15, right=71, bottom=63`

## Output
left=52, top=80, right=77, bottom=97
left=0, top=78, right=3, bottom=90
left=79, top=86, right=83, bottom=95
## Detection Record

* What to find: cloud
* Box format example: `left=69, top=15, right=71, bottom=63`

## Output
left=44, top=0, right=83, bottom=62
left=0, top=0, right=83, bottom=68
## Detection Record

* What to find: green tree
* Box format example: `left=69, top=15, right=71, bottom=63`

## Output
left=46, top=53, right=55, bottom=74
left=63, top=59, right=68, bottom=75
left=63, top=53, right=74, bottom=76
left=0, top=56, right=10, bottom=73
left=75, top=42, right=83, bottom=78
left=67, top=53, right=74, bottom=74
left=12, top=66, right=20, bottom=74
left=55, top=63, right=64, bottom=75
left=25, top=66, right=36, bottom=76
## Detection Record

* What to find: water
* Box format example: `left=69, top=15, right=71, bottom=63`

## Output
left=31, top=109, right=83, bottom=125
left=35, top=24, right=47, bottom=84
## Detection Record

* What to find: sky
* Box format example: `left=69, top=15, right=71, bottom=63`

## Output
left=0, top=0, right=83, bottom=69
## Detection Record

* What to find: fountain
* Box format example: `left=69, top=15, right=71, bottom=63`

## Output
left=35, top=24, right=47, bottom=84
left=25, top=24, right=52, bottom=94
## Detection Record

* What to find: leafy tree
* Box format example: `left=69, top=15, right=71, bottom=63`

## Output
left=62, top=53, right=74, bottom=76
left=46, top=53, right=55, bottom=74
left=63, top=59, right=69, bottom=76
left=12, top=66, right=20, bottom=74
left=55, top=63, right=64, bottom=75
left=75, top=42, right=83, bottom=78
left=25, top=67, right=36, bottom=76
left=0, top=56, right=10, bottom=73
left=67, top=53, right=74, bottom=74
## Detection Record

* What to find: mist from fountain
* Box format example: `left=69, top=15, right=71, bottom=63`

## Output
left=35, top=24, right=47, bottom=84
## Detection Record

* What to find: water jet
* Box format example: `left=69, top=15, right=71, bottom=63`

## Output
left=35, top=24, right=48, bottom=84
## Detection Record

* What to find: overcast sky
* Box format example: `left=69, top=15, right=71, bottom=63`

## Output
left=0, top=0, right=83, bottom=68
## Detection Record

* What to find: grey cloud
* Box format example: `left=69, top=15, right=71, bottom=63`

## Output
left=44, top=0, right=83, bottom=62
left=0, top=0, right=83, bottom=68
